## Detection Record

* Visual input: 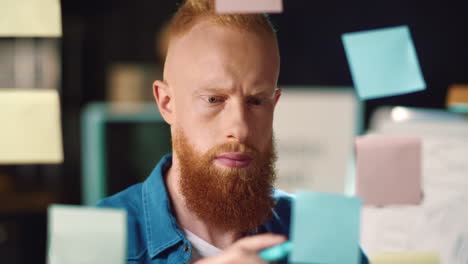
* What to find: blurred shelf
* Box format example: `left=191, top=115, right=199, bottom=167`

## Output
left=0, top=191, right=58, bottom=215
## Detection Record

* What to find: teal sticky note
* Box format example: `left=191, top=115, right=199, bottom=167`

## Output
left=342, top=25, right=426, bottom=100
left=290, top=192, right=362, bottom=264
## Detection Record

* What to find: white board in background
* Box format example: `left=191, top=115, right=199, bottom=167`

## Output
left=359, top=134, right=468, bottom=264
left=368, top=106, right=468, bottom=137
left=47, top=205, right=127, bottom=264
left=273, top=87, right=360, bottom=194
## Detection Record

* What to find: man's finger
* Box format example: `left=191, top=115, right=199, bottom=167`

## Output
left=235, top=233, right=286, bottom=252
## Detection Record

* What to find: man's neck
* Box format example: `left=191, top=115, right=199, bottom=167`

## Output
left=165, top=157, right=241, bottom=249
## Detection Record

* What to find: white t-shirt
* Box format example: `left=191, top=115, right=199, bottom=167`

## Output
left=184, top=229, right=222, bottom=263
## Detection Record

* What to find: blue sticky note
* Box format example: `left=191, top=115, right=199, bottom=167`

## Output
left=342, top=25, right=426, bottom=100
left=290, top=192, right=362, bottom=264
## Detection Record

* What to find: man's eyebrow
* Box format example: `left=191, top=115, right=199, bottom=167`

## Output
left=195, top=87, right=233, bottom=94
left=195, top=87, right=276, bottom=96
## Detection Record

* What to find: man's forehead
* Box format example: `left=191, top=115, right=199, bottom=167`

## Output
left=164, top=17, right=279, bottom=90
left=169, top=20, right=243, bottom=51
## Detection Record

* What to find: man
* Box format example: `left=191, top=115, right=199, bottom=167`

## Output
left=99, top=0, right=369, bottom=263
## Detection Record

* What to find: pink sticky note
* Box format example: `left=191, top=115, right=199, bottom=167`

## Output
left=215, top=0, right=283, bottom=14
left=356, top=135, right=422, bottom=206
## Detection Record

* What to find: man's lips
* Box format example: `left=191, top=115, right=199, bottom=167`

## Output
left=215, top=152, right=253, bottom=168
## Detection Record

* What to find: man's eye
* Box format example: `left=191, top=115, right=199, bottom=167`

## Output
left=207, top=96, right=222, bottom=104
left=248, top=97, right=263, bottom=106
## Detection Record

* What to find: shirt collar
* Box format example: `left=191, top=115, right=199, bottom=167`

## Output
left=142, top=153, right=185, bottom=258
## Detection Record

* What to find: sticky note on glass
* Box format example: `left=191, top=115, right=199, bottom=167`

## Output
left=290, top=192, right=362, bottom=264
left=0, top=89, right=63, bottom=164
left=446, top=84, right=468, bottom=106
left=446, top=84, right=468, bottom=114
left=47, top=205, right=127, bottom=264
left=356, top=135, right=422, bottom=206
left=215, top=0, right=283, bottom=14
left=371, top=252, right=440, bottom=264
left=0, top=0, right=62, bottom=37
left=342, top=25, right=426, bottom=100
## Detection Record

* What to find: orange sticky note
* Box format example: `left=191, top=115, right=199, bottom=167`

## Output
left=446, top=84, right=468, bottom=106
left=356, top=135, right=422, bottom=206
left=215, top=0, right=283, bottom=14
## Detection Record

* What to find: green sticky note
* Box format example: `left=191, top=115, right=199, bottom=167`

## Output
left=342, top=25, right=426, bottom=100
left=290, top=192, right=362, bottom=264
left=47, top=205, right=127, bottom=264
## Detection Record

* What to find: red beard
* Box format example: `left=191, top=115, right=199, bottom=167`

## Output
left=173, top=128, right=277, bottom=232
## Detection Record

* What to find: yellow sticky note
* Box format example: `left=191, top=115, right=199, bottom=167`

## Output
left=371, top=252, right=440, bottom=264
left=0, top=0, right=62, bottom=37
left=0, top=89, right=63, bottom=164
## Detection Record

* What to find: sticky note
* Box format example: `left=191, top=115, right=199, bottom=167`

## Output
left=0, top=0, right=62, bottom=37
left=273, top=88, right=359, bottom=194
left=290, top=191, right=362, bottom=264
left=446, top=84, right=468, bottom=106
left=342, top=25, right=426, bottom=100
left=215, top=0, right=283, bottom=14
left=47, top=205, right=127, bottom=264
left=0, top=89, right=63, bottom=164
left=371, top=252, right=440, bottom=264
left=356, top=135, right=422, bottom=206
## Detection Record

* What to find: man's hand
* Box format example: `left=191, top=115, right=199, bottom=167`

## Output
left=195, top=233, right=286, bottom=264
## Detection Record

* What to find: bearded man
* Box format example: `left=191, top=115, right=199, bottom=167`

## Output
left=98, top=0, right=369, bottom=263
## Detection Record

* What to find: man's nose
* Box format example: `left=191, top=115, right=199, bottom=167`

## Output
left=225, top=100, right=249, bottom=143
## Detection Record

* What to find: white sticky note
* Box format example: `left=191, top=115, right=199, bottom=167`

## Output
left=273, top=88, right=359, bottom=194
left=0, top=0, right=62, bottom=37
left=47, top=205, right=127, bottom=264
left=215, top=0, right=283, bottom=14
left=0, top=89, right=63, bottom=164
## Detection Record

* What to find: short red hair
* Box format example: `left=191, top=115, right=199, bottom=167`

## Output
left=168, top=0, right=277, bottom=41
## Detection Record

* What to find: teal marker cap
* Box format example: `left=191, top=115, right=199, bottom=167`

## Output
left=259, top=241, right=292, bottom=262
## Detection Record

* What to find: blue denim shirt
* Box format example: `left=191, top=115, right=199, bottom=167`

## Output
left=98, top=154, right=369, bottom=264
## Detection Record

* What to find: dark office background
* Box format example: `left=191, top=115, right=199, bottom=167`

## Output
left=2, top=0, right=468, bottom=263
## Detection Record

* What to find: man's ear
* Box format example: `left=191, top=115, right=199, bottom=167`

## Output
left=273, top=87, right=282, bottom=106
left=153, top=80, right=174, bottom=125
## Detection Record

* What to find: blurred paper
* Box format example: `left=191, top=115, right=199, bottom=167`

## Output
left=356, top=135, right=422, bottom=205
left=290, top=191, right=362, bottom=264
left=342, top=25, right=425, bottom=100
left=215, top=0, right=283, bottom=14
left=0, top=0, right=62, bottom=37
left=0, top=89, right=63, bottom=164
left=371, top=252, right=440, bottom=264
left=360, top=136, right=468, bottom=264
left=47, top=205, right=127, bottom=264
